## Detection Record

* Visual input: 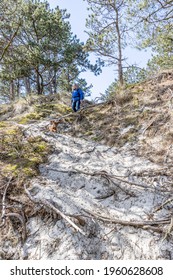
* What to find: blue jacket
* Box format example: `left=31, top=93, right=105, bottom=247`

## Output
left=71, top=88, right=84, bottom=101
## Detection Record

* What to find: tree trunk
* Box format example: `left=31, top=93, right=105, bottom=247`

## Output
left=36, top=70, right=42, bottom=95
left=17, top=79, right=20, bottom=98
left=48, top=71, right=53, bottom=95
left=53, top=70, right=57, bottom=94
left=40, top=74, right=44, bottom=95
left=10, top=80, right=15, bottom=101
left=24, top=77, right=31, bottom=95
left=115, top=7, right=124, bottom=86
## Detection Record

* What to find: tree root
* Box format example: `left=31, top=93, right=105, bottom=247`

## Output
left=82, top=208, right=171, bottom=234
left=0, top=177, right=27, bottom=242
left=47, top=167, right=156, bottom=193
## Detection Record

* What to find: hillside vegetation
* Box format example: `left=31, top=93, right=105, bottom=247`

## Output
left=66, top=69, right=173, bottom=167
left=1, top=70, right=173, bottom=259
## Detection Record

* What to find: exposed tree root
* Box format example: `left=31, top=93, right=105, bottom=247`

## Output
left=0, top=177, right=27, bottom=242
left=82, top=208, right=171, bottom=234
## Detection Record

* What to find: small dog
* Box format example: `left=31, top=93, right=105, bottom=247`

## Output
left=48, top=120, right=59, bottom=132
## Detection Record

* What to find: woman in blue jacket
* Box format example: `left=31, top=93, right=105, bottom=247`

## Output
left=71, top=83, right=84, bottom=112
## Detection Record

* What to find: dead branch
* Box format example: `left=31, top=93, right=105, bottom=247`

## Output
left=24, top=186, right=87, bottom=236
left=95, top=190, right=115, bottom=200
left=5, top=212, right=26, bottom=242
left=80, top=147, right=96, bottom=154
left=43, top=199, right=87, bottom=236
left=47, top=167, right=157, bottom=194
left=142, top=115, right=158, bottom=134
left=153, top=197, right=173, bottom=213
left=0, top=177, right=27, bottom=242
left=83, top=208, right=170, bottom=233
left=162, top=217, right=173, bottom=241
left=98, top=171, right=136, bottom=196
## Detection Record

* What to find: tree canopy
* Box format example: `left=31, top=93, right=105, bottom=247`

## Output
left=0, top=0, right=173, bottom=102
left=84, top=0, right=173, bottom=87
left=0, top=0, right=101, bottom=102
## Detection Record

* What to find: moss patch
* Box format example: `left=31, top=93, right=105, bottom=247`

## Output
left=18, top=112, right=44, bottom=124
left=16, top=101, right=72, bottom=124
left=0, top=125, right=52, bottom=181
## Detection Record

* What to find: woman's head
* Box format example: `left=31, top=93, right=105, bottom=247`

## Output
left=72, top=83, right=79, bottom=91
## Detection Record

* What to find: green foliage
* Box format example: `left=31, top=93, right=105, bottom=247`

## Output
left=146, top=30, right=173, bottom=72
left=84, top=0, right=129, bottom=84
left=1, top=0, right=172, bottom=101
left=105, top=80, right=119, bottom=98
left=0, top=0, right=100, bottom=101
left=127, top=0, right=173, bottom=72
left=0, top=124, right=52, bottom=178
left=18, top=112, right=43, bottom=124
left=124, top=66, right=147, bottom=84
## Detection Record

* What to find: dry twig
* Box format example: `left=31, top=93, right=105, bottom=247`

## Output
left=154, top=197, right=173, bottom=213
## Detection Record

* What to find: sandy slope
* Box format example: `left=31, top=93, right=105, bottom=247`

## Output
left=20, top=120, right=173, bottom=260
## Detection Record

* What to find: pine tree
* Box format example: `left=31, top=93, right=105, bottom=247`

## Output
left=84, top=0, right=130, bottom=85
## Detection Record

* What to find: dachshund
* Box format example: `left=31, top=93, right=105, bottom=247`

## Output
left=48, top=120, right=59, bottom=132
left=48, top=119, right=65, bottom=132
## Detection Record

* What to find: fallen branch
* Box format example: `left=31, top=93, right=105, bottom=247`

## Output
left=43, top=199, right=87, bottom=236
left=74, top=168, right=152, bottom=190
left=95, top=190, right=115, bottom=200
left=48, top=167, right=154, bottom=192
left=80, top=147, right=96, bottom=154
left=153, top=197, right=173, bottom=213
left=75, top=168, right=173, bottom=195
left=162, top=217, right=173, bottom=241
left=0, top=177, right=27, bottom=242
left=142, top=115, right=158, bottom=135
left=83, top=208, right=170, bottom=233
left=5, top=212, right=26, bottom=242
left=97, top=171, right=136, bottom=196
left=25, top=186, right=87, bottom=236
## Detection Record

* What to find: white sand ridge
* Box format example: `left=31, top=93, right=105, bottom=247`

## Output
left=22, top=120, right=173, bottom=259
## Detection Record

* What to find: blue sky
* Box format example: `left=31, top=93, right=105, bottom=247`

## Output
left=47, top=0, right=151, bottom=99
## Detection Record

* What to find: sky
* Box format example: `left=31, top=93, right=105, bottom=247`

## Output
left=47, top=0, right=152, bottom=99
